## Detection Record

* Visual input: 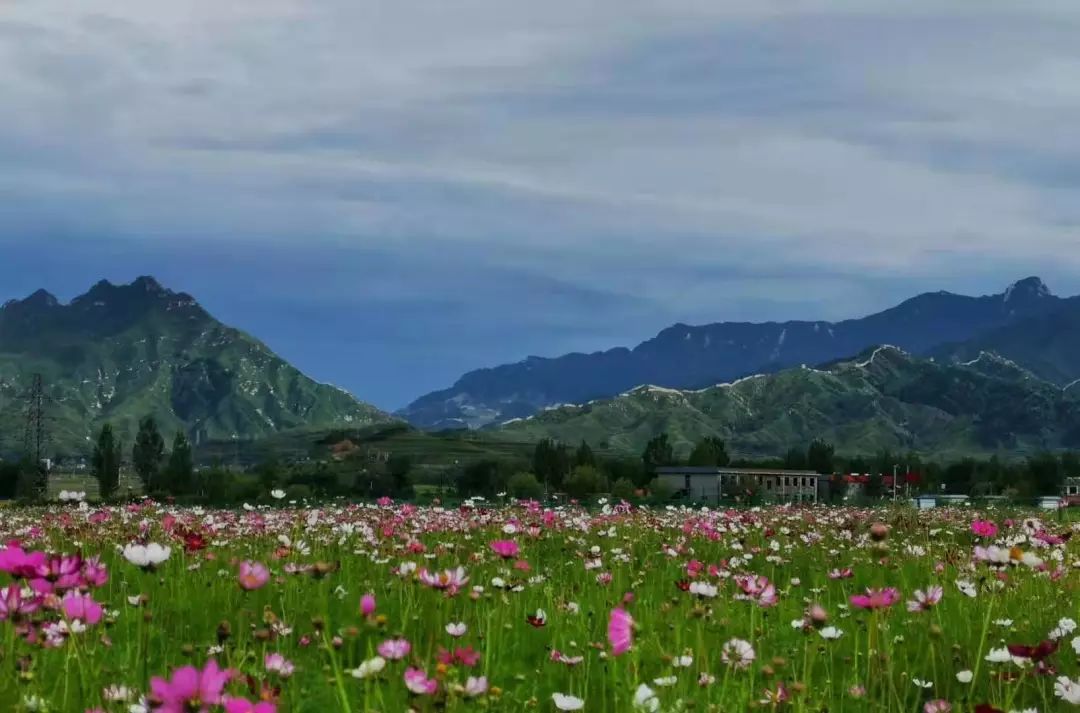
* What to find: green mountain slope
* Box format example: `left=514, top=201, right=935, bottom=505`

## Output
left=0, top=277, right=392, bottom=456
left=494, top=346, right=1080, bottom=459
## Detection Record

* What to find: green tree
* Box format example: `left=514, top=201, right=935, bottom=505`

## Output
left=688, top=437, right=729, bottom=467
left=563, top=465, right=607, bottom=499
left=164, top=431, right=194, bottom=495
left=533, top=439, right=570, bottom=492
left=388, top=455, right=414, bottom=498
left=507, top=471, right=544, bottom=500
left=131, top=416, right=165, bottom=492
left=92, top=423, right=123, bottom=500
left=611, top=477, right=636, bottom=501
left=0, top=460, right=20, bottom=499
left=574, top=440, right=596, bottom=468
left=642, top=433, right=675, bottom=475
left=1027, top=452, right=1062, bottom=496
left=806, top=440, right=835, bottom=475
left=783, top=447, right=808, bottom=470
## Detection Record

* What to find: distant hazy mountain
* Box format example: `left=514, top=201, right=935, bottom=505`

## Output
left=0, top=277, right=392, bottom=456
left=493, top=346, right=1080, bottom=459
left=401, top=276, right=1064, bottom=429
left=933, top=296, right=1080, bottom=388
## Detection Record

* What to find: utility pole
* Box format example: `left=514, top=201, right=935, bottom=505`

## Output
left=23, top=373, right=49, bottom=499
left=892, top=463, right=899, bottom=502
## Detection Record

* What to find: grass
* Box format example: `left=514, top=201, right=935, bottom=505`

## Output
left=0, top=502, right=1078, bottom=712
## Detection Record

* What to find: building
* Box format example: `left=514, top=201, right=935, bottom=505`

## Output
left=655, top=466, right=820, bottom=504
left=1063, top=477, right=1080, bottom=507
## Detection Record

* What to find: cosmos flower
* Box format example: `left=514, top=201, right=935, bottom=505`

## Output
left=237, top=561, right=270, bottom=591
left=850, top=588, right=900, bottom=610
left=61, top=591, right=103, bottom=626
left=377, top=638, right=412, bottom=660
left=489, top=540, right=520, bottom=559
left=350, top=657, right=386, bottom=679
left=907, top=586, right=943, bottom=612
left=149, top=660, right=230, bottom=713
left=721, top=639, right=755, bottom=670
left=552, top=693, right=585, bottom=711
left=418, top=567, right=469, bottom=595
left=123, top=543, right=171, bottom=570
left=403, top=668, right=438, bottom=695
left=608, top=607, right=634, bottom=656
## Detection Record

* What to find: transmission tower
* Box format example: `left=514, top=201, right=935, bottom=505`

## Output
left=23, top=373, right=49, bottom=498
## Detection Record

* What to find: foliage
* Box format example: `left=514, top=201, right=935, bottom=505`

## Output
left=507, top=471, right=544, bottom=500
left=687, top=437, right=729, bottom=467
left=132, top=416, right=166, bottom=492
left=91, top=423, right=123, bottom=500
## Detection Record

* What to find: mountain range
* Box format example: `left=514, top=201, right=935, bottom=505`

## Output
left=493, top=345, right=1080, bottom=458
left=401, top=277, right=1079, bottom=430
left=0, top=277, right=391, bottom=456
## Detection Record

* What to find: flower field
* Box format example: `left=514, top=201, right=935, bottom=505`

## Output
left=1, top=500, right=1080, bottom=712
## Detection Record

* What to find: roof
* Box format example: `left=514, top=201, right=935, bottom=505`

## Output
left=655, top=467, right=820, bottom=477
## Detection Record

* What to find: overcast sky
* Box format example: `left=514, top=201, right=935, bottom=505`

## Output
left=2, top=1, right=1080, bottom=409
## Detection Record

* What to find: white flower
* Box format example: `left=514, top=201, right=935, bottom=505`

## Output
left=985, top=647, right=1014, bottom=663
left=688, top=581, right=717, bottom=598
left=123, top=543, right=171, bottom=569
left=955, top=579, right=977, bottom=598
left=634, top=683, right=660, bottom=711
left=912, top=678, right=933, bottom=689
left=103, top=685, right=133, bottom=702
left=350, top=656, right=386, bottom=680
left=721, top=638, right=755, bottom=670
left=652, top=676, right=677, bottom=687
left=819, top=626, right=844, bottom=640
left=994, top=619, right=1014, bottom=627
left=552, top=693, right=585, bottom=711
left=1055, top=676, right=1080, bottom=705
left=446, top=622, right=467, bottom=637
left=672, top=654, right=693, bottom=668
left=270, top=489, right=286, bottom=500
left=1072, top=636, right=1080, bottom=656
left=1049, top=617, right=1077, bottom=640
left=956, top=670, right=973, bottom=683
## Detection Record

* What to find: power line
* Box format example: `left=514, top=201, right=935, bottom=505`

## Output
left=23, top=373, right=50, bottom=498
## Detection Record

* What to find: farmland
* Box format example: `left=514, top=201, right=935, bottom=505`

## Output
left=1, top=501, right=1079, bottom=712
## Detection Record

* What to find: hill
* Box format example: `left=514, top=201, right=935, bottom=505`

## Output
left=493, top=345, right=1080, bottom=459
left=0, top=277, right=392, bottom=456
left=401, top=276, right=1064, bottom=429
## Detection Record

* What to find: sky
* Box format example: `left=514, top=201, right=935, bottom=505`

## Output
left=2, top=1, right=1080, bottom=410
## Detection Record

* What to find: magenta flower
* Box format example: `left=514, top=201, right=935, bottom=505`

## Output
left=223, top=699, right=276, bottom=713
left=149, top=660, right=231, bottom=713
left=404, top=667, right=438, bottom=695
left=608, top=607, right=634, bottom=656
left=971, top=520, right=998, bottom=538
left=237, top=561, right=270, bottom=591
left=850, top=587, right=901, bottom=610
left=61, top=591, right=103, bottom=625
left=360, top=593, right=376, bottom=618
left=80, top=556, right=109, bottom=588
left=735, top=575, right=778, bottom=607
left=489, top=540, right=520, bottom=559
left=378, top=638, right=412, bottom=660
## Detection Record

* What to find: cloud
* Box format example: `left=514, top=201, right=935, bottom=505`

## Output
left=1, top=1, right=1079, bottom=407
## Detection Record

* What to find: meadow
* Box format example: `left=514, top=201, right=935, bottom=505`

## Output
left=1, top=498, right=1079, bottom=712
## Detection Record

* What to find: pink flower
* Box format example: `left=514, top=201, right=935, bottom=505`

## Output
left=360, top=593, right=376, bottom=618
left=971, top=520, right=998, bottom=538
left=149, top=660, right=231, bottom=713
left=378, top=638, right=412, bottom=660
left=80, top=556, right=109, bottom=588
left=237, top=561, right=270, bottom=591
left=464, top=675, right=488, bottom=697
left=828, top=568, right=854, bottom=580
left=489, top=540, right=520, bottom=559
left=850, top=587, right=901, bottom=610
left=62, top=591, right=103, bottom=625
left=0, top=585, right=40, bottom=620
left=608, top=607, right=634, bottom=656
left=906, top=586, right=943, bottom=613
left=404, top=667, right=438, bottom=695
left=735, top=575, right=778, bottom=607
left=376, top=496, right=393, bottom=507
left=418, top=567, right=469, bottom=595
left=223, top=699, right=276, bottom=713
left=924, top=700, right=951, bottom=713
left=264, top=653, right=294, bottom=678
